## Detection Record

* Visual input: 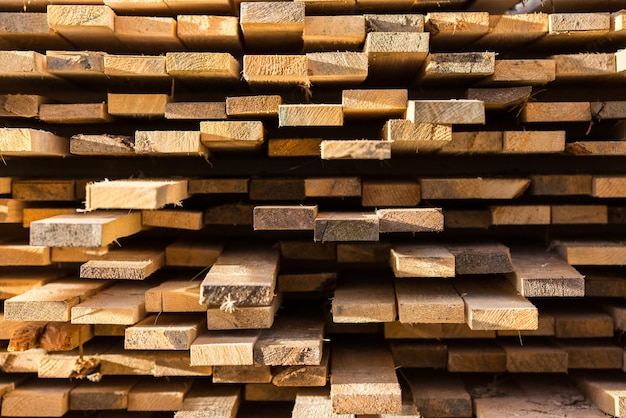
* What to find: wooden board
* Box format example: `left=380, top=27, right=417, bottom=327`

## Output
left=127, top=378, right=192, bottom=411
left=593, top=176, right=626, bottom=198
left=200, top=120, right=264, bottom=151
left=425, top=11, right=489, bottom=48
left=490, top=205, right=551, bottom=225
left=80, top=247, right=165, bottom=280
left=239, top=1, right=305, bottom=51
left=190, top=330, right=259, bottom=366
left=135, top=131, right=207, bottom=157
left=314, top=212, right=379, bottom=242
left=114, top=16, right=184, bottom=53
left=71, top=282, right=151, bottom=325
left=254, top=316, right=324, bottom=366
left=46, top=5, right=123, bottom=51
left=330, top=341, right=401, bottom=415
left=384, top=120, right=452, bottom=153
left=0, top=269, right=60, bottom=300
left=85, top=179, right=189, bottom=210
left=165, top=52, right=240, bottom=82
left=390, top=244, right=455, bottom=278
left=205, top=293, right=282, bottom=330
left=175, top=385, right=241, bottom=418
left=364, top=32, right=429, bottom=80
left=487, top=59, right=555, bottom=84
left=242, top=55, right=308, bottom=86
left=421, top=177, right=530, bottom=200
left=553, top=240, right=626, bottom=265
left=342, top=89, right=407, bottom=118
left=446, top=242, right=513, bottom=275
left=447, top=340, right=506, bottom=373
left=465, top=87, right=532, bottom=111
left=165, top=102, right=227, bottom=120
left=332, top=276, right=396, bottom=323
left=213, top=365, right=272, bottom=384
left=70, top=376, right=141, bottom=411
left=407, top=100, right=485, bottom=124
left=189, top=178, right=249, bottom=195
left=272, top=344, right=329, bottom=387
left=142, top=209, right=204, bottom=230
left=164, top=239, right=223, bottom=267
left=389, top=339, right=447, bottom=369
left=575, top=371, right=626, bottom=417
left=439, top=131, right=503, bottom=155
left=507, top=248, right=585, bottom=297
left=4, top=279, right=109, bottom=321
left=377, top=208, right=444, bottom=233
left=336, top=242, right=390, bottom=264
left=279, top=272, right=336, bottom=293
left=501, top=339, right=568, bottom=373
left=558, top=339, right=623, bottom=369
left=567, top=141, right=626, bottom=156
left=0, top=244, right=50, bottom=266
left=279, top=104, right=344, bottom=127
left=551, top=204, right=607, bottom=224
left=305, top=177, right=361, bottom=198
left=200, top=245, right=279, bottom=307
left=0, top=128, right=68, bottom=156
left=69, top=134, right=135, bottom=156
left=421, top=52, right=495, bottom=83
left=177, top=15, right=241, bottom=51
left=39, top=103, right=112, bottom=124
left=453, top=277, right=538, bottom=330
left=520, top=102, right=592, bottom=123
left=551, top=307, right=614, bottom=338
left=395, top=279, right=465, bottom=324
left=404, top=370, right=472, bottom=417
left=145, top=279, right=206, bottom=313
left=253, top=205, right=317, bottom=230
left=502, top=131, right=566, bottom=153
left=1, top=379, right=77, bottom=417
left=321, top=140, right=391, bottom=160
left=553, top=52, right=616, bottom=79
left=304, top=15, right=365, bottom=51
left=530, top=174, right=592, bottom=195
left=364, top=13, right=424, bottom=32
left=107, top=93, right=169, bottom=118
left=306, top=52, right=368, bottom=84
left=362, top=179, right=420, bottom=207
left=125, top=314, right=205, bottom=350
left=226, top=95, right=281, bottom=118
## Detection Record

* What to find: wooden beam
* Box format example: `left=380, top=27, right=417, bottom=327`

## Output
left=242, top=55, right=308, bottom=86
left=390, top=244, right=455, bottom=278
left=206, top=292, right=281, bottom=330
left=0, top=269, right=59, bottom=300
left=134, top=131, right=206, bottom=157
left=502, top=131, right=566, bottom=153
left=165, top=102, right=227, bottom=120
left=553, top=52, right=616, bottom=80
left=145, top=279, right=205, bottom=313
left=177, top=15, right=241, bottom=51
left=39, top=103, right=112, bottom=124
left=273, top=345, right=329, bottom=387
left=593, top=175, right=626, bottom=197
left=164, top=239, right=223, bottom=267
left=490, top=205, right=551, bottom=225
left=114, top=16, right=184, bottom=53
left=530, top=174, right=592, bottom=195
left=361, top=179, right=420, bottom=207
left=421, top=52, right=495, bottom=83
left=389, top=340, right=447, bottom=369
left=226, top=95, right=281, bottom=118
left=85, top=179, right=189, bottom=211
left=420, top=177, right=530, bottom=200
left=70, top=376, right=140, bottom=411
left=425, top=12, right=489, bottom=48
left=446, top=242, right=513, bottom=275
left=107, top=93, right=169, bottom=118
left=501, top=339, right=568, bottom=373
left=332, top=276, right=396, bottom=323
left=342, top=89, right=407, bottom=118
left=0, top=244, right=50, bottom=266
left=0, top=94, right=41, bottom=118
left=567, top=141, right=626, bottom=156
left=575, top=371, right=626, bottom=418
left=279, top=104, right=344, bottom=127
left=551, top=306, right=614, bottom=338
left=175, top=385, right=241, bottom=418
left=0, top=128, right=68, bottom=156
left=46, top=5, right=123, bottom=51
left=305, top=177, right=361, bottom=198
left=306, top=52, right=368, bottom=84
left=447, top=340, right=506, bottom=373
left=303, top=15, right=364, bottom=51
left=364, top=13, right=424, bottom=32
left=239, top=1, right=305, bottom=51
left=165, top=52, right=240, bottom=82
left=254, top=316, right=324, bottom=366
left=253, top=205, right=317, bottom=231
left=406, top=99, right=485, bottom=124
left=321, top=140, right=391, bottom=160
left=39, top=322, right=93, bottom=351
left=385, top=120, right=452, bottom=153
left=404, top=370, right=472, bottom=418
left=377, top=208, right=444, bottom=233
left=213, top=365, right=272, bottom=384
left=1, top=380, right=77, bottom=417
left=125, top=314, right=205, bottom=350
left=127, top=378, right=192, bottom=411
left=69, top=134, right=135, bottom=156
left=395, top=279, right=465, bottom=324
left=364, top=32, right=429, bottom=80
left=142, top=209, right=204, bottom=230
left=552, top=204, right=608, bottom=224
left=487, top=59, right=556, bottom=84
left=200, top=245, right=279, bottom=307
left=466, top=87, right=532, bottom=111
left=200, top=120, right=264, bottom=151
left=553, top=240, right=626, bottom=265
left=558, top=339, right=623, bottom=369
left=330, top=341, right=401, bottom=415
left=190, top=330, right=259, bottom=366
left=71, top=282, right=150, bottom=325
left=520, top=102, right=592, bottom=123
left=439, top=131, right=503, bottom=154
left=314, top=212, right=379, bottom=242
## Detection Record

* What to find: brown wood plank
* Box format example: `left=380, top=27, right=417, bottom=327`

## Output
left=332, top=276, right=396, bottom=323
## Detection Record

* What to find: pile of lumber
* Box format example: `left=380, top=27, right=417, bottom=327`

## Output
left=5, top=0, right=626, bottom=417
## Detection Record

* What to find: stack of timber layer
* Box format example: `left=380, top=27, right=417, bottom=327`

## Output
left=6, top=0, right=626, bottom=417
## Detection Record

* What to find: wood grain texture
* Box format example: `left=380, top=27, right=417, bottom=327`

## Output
left=395, top=279, right=465, bottom=324
left=407, top=99, right=485, bottom=124
left=190, top=330, right=259, bottom=366
left=377, top=208, right=444, bottom=233
left=332, top=276, right=396, bottom=323
left=390, top=244, right=455, bottom=278
left=254, top=316, right=324, bottom=366
left=306, top=52, right=368, bottom=84
left=321, top=140, right=391, bottom=160
left=71, top=282, right=151, bottom=325
left=125, top=314, right=205, bottom=350
left=86, top=179, right=189, bottom=211
left=405, top=369, right=472, bottom=418
left=1, top=379, right=77, bottom=417
left=314, top=212, right=379, bottom=242
left=362, top=179, right=420, bottom=207
left=205, top=293, right=281, bottom=330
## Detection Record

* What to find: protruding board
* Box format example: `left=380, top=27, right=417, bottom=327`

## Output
left=364, top=13, right=424, bottom=32
left=385, top=120, right=452, bottom=153
left=361, top=179, right=420, bottom=207
left=1, top=379, right=77, bottom=417
left=530, top=12, right=611, bottom=50
left=501, top=339, right=568, bottom=373
left=165, top=239, right=223, bottom=267
left=114, top=16, right=184, bottom=53
left=206, top=292, right=281, bottom=330
left=145, top=279, right=206, bottom=313
left=314, top=212, right=379, bottom=242
left=446, top=242, right=513, bottom=275
left=200, top=245, right=279, bottom=307
left=567, top=141, right=626, bottom=156
left=190, top=330, right=259, bottom=366
left=575, top=371, right=626, bottom=418
left=254, top=316, right=324, bottom=366
left=390, top=244, right=455, bottom=278
left=470, top=13, right=549, bottom=50
left=69, top=134, right=135, bottom=156
left=0, top=128, right=68, bottom=156
left=226, top=95, right=281, bottom=119
left=404, top=370, right=472, bottom=417
left=502, top=131, right=566, bottom=153
left=0, top=269, right=59, bottom=300
left=177, top=15, right=241, bottom=51
left=142, top=209, right=204, bottom=230
left=253, top=205, right=317, bottom=230
left=553, top=240, right=626, bottom=265
left=104, top=55, right=168, bottom=82
left=85, top=179, right=189, bottom=211
left=0, top=244, right=50, bottom=266
left=332, top=276, right=396, bottom=323
left=46, top=5, right=124, bottom=51
left=70, top=376, right=140, bottom=411
left=165, top=52, right=240, bottom=83
left=165, top=102, right=227, bottom=120
left=425, top=12, right=489, bottom=48
left=239, top=1, right=305, bottom=51
left=71, top=282, right=150, bottom=325
left=107, top=93, right=169, bottom=118
left=30, top=211, right=141, bottom=248
left=407, top=99, right=485, bottom=124
left=395, top=279, right=465, bottom=324
left=593, top=176, right=626, bottom=198
left=279, top=104, right=343, bottom=127
left=553, top=52, right=616, bottom=80
left=45, top=50, right=105, bottom=80
left=453, top=277, right=538, bottom=330
left=330, top=341, right=401, bottom=415
left=200, top=120, right=264, bottom=151
left=306, top=52, right=368, bottom=84
left=321, top=140, right=391, bottom=160
left=377, top=208, right=444, bottom=233
left=39, top=103, right=112, bottom=124
left=174, top=385, right=241, bottom=418
left=4, top=279, right=108, bottom=321
left=520, top=102, right=592, bottom=123
left=303, top=15, right=365, bottom=51
left=125, top=314, right=205, bottom=350
left=420, top=178, right=530, bottom=199
left=342, top=89, right=407, bottom=118
left=364, top=32, right=429, bottom=80
left=447, top=340, right=506, bottom=373
left=135, top=131, right=207, bottom=157
left=273, top=345, right=330, bottom=387
left=292, top=388, right=345, bottom=418
left=127, top=378, right=192, bottom=411
left=421, top=52, right=495, bottom=84
left=507, top=248, right=585, bottom=297
left=80, top=247, right=165, bottom=280
left=242, top=55, right=308, bottom=87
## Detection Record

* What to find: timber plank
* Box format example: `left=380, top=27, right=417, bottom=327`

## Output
left=85, top=179, right=189, bottom=211
left=254, top=316, right=324, bottom=366
left=125, top=314, right=205, bottom=350
left=332, top=276, right=396, bottom=323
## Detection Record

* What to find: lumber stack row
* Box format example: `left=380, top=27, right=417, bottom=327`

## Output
left=4, top=1, right=626, bottom=417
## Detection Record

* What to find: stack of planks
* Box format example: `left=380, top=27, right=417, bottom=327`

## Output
left=5, top=0, right=626, bottom=417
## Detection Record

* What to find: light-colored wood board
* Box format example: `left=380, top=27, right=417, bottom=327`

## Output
left=0, top=346, right=46, bottom=373
left=175, top=385, right=241, bottom=418
left=364, top=13, right=424, bottom=32
left=385, top=120, right=452, bottom=153
left=254, top=316, right=324, bottom=366
left=239, top=1, right=305, bottom=50
left=7, top=322, right=46, bottom=351
left=165, top=52, right=240, bottom=82
left=165, top=239, right=223, bottom=267
left=342, top=89, right=407, bottom=118
left=551, top=204, right=607, bottom=224
left=142, top=209, right=204, bottom=230
left=189, top=178, right=248, bottom=195
left=296, top=0, right=356, bottom=13
left=314, top=212, right=379, bottom=242
left=292, top=387, right=351, bottom=418
left=303, top=15, right=365, bottom=51
left=521, top=102, right=592, bottom=123
left=85, top=179, right=189, bottom=211
left=306, top=52, right=368, bottom=84
left=364, top=32, right=429, bottom=79
left=593, top=176, right=626, bottom=197
left=165, top=102, right=226, bottom=120
left=104, top=55, right=168, bottom=80
left=407, top=99, right=485, bottom=124
left=332, top=276, right=396, bottom=323
left=438, top=131, right=502, bottom=154
left=390, top=244, right=455, bottom=278
left=225, top=95, right=281, bottom=118
left=553, top=240, right=626, bottom=265
left=586, top=272, right=626, bottom=298
left=125, top=314, right=205, bottom=350
left=279, top=104, right=344, bottom=127
left=470, top=13, right=549, bottom=49
left=45, top=50, right=106, bottom=79
left=453, top=277, right=538, bottom=330
left=4, top=279, right=109, bottom=321
left=1, top=379, right=77, bottom=417
left=575, top=371, right=626, bottom=418
left=80, top=247, right=164, bottom=280
left=134, top=131, right=206, bottom=157
left=190, top=330, right=259, bottom=366
left=507, top=248, right=585, bottom=297
left=553, top=53, right=616, bottom=79
left=50, top=245, right=110, bottom=263
left=253, top=205, right=317, bottom=230
left=321, top=140, right=391, bottom=160
left=200, top=120, right=264, bottom=151
left=446, top=242, right=513, bottom=275
left=421, top=52, right=495, bottom=83
left=361, top=179, right=420, bottom=207
left=69, top=134, right=135, bottom=156
left=377, top=208, right=443, bottom=233
left=127, top=378, right=192, bottom=411
left=206, top=293, right=282, bottom=330
left=47, top=5, right=122, bottom=51
left=272, top=344, right=329, bottom=387
left=0, top=94, right=42, bottom=118
left=177, top=15, right=241, bottom=51
left=114, top=16, right=184, bottom=53
left=305, top=177, right=361, bottom=198
left=501, top=339, right=568, bottom=373
left=487, top=59, right=556, bottom=84
left=0, top=199, right=26, bottom=224
left=0, top=128, right=68, bottom=156
left=465, top=87, right=532, bottom=112
left=420, top=178, right=530, bottom=200
left=71, top=282, right=150, bottom=325
left=200, top=245, right=279, bottom=307
left=490, top=205, right=551, bottom=225
left=404, top=369, right=472, bottom=417
left=331, top=342, right=401, bottom=415
left=497, top=312, right=555, bottom=337
left=0, top=50, right=47, bottom=78
left=242, top=55, right=308, bottom=85
left=395, top=279, right=464, bottom=324
left=145, top=279, right=206, bottom=313
left=39, top=322, right=93, bottom=351
left=502, top=130, right=566, bottom=153
left=425, top=12, right=489, bottom=47
left=567, top=141, right=626, bottom=156
left=0, top=12, right=72, bottom=50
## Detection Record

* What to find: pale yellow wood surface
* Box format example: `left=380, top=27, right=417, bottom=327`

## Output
left=593, top=176, right=626, bottom=197
left=177, top=15, right=241, bottom=51
left=385, top=120, right=452, bottom=153
left=376, top=208, right=443, bottom=233
left=70, top=134, right=135, bottom=156
left=0, top=269, right=59, bottom=300
left=314, top=212, right=379, bottom=242
left=390, top=244, right=455, bottom=278
left=306, top=52, right=368, bottom=84
left=321, top=140, right=391, bottom=160
left=165, top=102, right=227, bottom=120
left=127, top=378, right=192, bottom=411
left=114, top=15, right=184, bottom=53
left=273, top=344, right=329, bottom=387
left=135, top=131, right=206, bottom=157
left=407, top=100, right=485, bottom=124
left=145, top=279, right=205, bottom=313
left=239, top=1, right=305, bottom=51
left=190, top=330, right=259, bottom=366
left=166, top=52, right=240, bottom=82
left=552, top=204, right=607, bottom=224
left=47, top=5, right=123, bottom=51
left=142, top=209, right=204, bottom=230
left=86, top=179, right=189, bottom=210
left=332, top=276, right=396, bottom=323
left=553, top=240, right=626, bottom=265
left=488, top=59, right=556, bottom=84
left=254, top=317, right=324, bottom=366
left=364, top=13, right=424, bottom=32
left=104, top=55, right=168, bottom=80
left=39, top=103, right=112, bottom=124
left=425, top=12, right=489, bottom=47
left=50, top=245, right=110, bottom=263
left=303, top=15, right=365, bottom=51
left=242, top=55, right=308, bottom=85
left=342, top=89, right=407, bottom=118
left=395, top=279, right=465, bottom=324
left=226, top=95, right=281, bottom=118
left=501, top=339, right=568, bottom=373
left=466, top=87, right=532, bottom=112
left=175, top=385, right=241, bottom=418
left=213, top=365, right=272, bottom=384
left=575, top=372, right=626, bottom=417
left=521, top=102, right=592, bottom=123
left=200, top=120, right=264, bottom=150
left=1, top=379, right=77, bottom=417
left=125, top=314, right=205, bottom=350
left=0, top=128, right=68, bottom=156
left=107, top=93, right=169, bottom=118
left=364, top=32, right=429, bottom=79
left=421, top=52, right=495, bottom=83
left=0, top=94, right=42, bottom=118
left=279, top=104, right=344, bottom=127
left=206, top=293, right=281, bottom=330
left=502, top=131, right=566, bottom=153
left=71, top=282, right=150, bottom=324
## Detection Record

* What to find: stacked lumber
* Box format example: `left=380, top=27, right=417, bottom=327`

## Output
left=4, top=1, right=626, bottom=417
